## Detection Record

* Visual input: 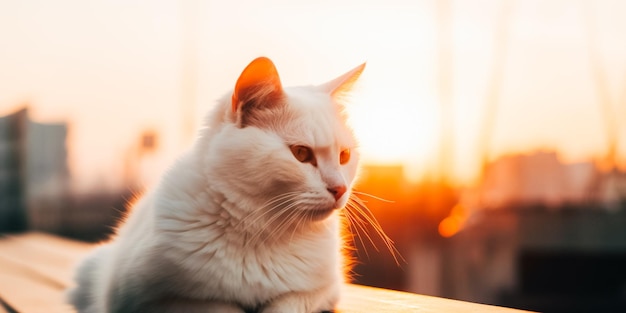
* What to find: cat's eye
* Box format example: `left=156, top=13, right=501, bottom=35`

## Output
left=290, top=145, right=316, bottom=165
left=339, top=149, right=351, bottom=165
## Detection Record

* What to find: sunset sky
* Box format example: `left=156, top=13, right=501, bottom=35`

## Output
left=1, top=0, right=625, bottom=191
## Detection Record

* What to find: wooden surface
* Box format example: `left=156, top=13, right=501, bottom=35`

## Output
left=0, top=232, right=531, bottom=313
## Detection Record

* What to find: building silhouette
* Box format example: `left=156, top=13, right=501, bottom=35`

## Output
left=0, top=107, right=69, bottom=232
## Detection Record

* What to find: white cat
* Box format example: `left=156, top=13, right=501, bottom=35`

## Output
left=68, top=57, right=366, bottom=313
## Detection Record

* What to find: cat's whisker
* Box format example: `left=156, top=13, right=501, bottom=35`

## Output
left=349, top=223, right=369, bottom=262
left=349, top=196, right=390, bottom=237
left=237, top=192, right=302, bottom=228
left=245, top=211, right=285, bottom=248
left=260, top=209, right=303, bottom=248
left=345, top=202, right=379, bottom=253
left=288, top=209, right=310, bottom=246
left=345, top=203, right=380, bottom=253
left=342, top=208, right=370, bottom=261
left=345, top=205, right=387, bottom=264
left=244, top=198, right=304, bottom=248
left=258, top=192, right=303, bottom=210
left=347, top=201, right=394, bottom=255
left=345, top=200, right=368, bottom=225
left=351, top=191, right=395, bottom=203
left=265, top=203, right=301, bottom=240
left=346, top=195, right=405, bottom=266
left=237, top=194, right=303, bottom=243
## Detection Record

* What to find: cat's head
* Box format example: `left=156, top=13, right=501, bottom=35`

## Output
left=202, top=57, right=364, bottom=229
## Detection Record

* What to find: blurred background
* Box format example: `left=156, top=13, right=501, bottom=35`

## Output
left=1, top=0, right=625, bottom=312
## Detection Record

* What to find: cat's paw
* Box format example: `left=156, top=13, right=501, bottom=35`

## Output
left=260, top=290, right=337, bottom=313
left=151, top=300, right=245, bottom=313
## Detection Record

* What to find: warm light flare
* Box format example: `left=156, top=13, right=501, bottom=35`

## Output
left=438, top=203, right=468, bottom=238
left=438, top=216, right=462, bottom=238
left=347, top=87, right=438, bottom=182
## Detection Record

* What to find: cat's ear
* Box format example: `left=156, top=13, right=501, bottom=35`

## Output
left=231, top=57, right=284, bottom=126
left=320, top=62, right=366, bottom=97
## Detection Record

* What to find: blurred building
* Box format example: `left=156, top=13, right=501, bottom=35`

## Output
left=476, top=151, right=622, bottom=209
left=436, top=151, right=626, bottom=312
left=0, top=107, right=132, bottom=241
left=0, top=107, right=70, bottom=232
left=444, top=206, right=626, bottom=313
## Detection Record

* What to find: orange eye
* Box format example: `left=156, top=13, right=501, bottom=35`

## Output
left=290, top=145, right=316, bottom=165
left=339, top=148, right=351, bottom=165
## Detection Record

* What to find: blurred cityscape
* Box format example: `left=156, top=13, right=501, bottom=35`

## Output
left=1, top=106, right=625, bottom=312
left=354, top=162, right=626, bottom=313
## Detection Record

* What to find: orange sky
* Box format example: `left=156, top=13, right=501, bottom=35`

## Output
left=1, top=0, right=625, bottom=191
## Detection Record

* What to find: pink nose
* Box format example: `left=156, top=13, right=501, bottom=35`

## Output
left=327, top=185, right=347, bottom=201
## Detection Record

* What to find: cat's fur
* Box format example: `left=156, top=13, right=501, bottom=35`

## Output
left=67, top=57, right=365, bottom=313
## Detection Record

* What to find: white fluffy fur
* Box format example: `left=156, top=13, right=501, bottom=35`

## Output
left=68, top=58, right=363, bottom=313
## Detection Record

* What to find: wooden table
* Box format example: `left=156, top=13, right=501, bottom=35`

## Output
left=0, top=232, right=531, bottom=313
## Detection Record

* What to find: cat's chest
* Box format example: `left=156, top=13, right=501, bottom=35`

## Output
left=178, top=230, right=339, bottom=305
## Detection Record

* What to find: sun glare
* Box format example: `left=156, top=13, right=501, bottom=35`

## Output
left=347, top=80, right=438, bottom=182
left=3, top=0, right=623, bottom=191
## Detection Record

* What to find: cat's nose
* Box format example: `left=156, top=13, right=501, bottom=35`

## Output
left=327, top=185, right=347, bottom=201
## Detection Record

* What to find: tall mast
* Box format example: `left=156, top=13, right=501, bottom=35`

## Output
left=437, top=0, right=454, bottom=184
left=477, top=0, right=514, bottom=179
left=584, top=1, right=618, bottom=170
left=180, top=0, right=200, bottom=147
